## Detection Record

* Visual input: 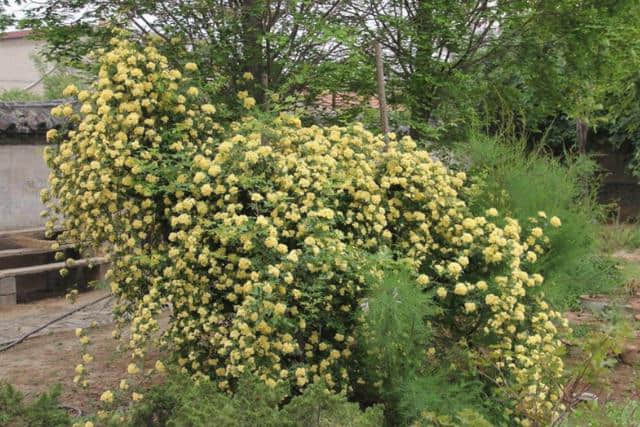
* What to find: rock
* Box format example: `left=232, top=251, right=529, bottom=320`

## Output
left=575, top=392, right=598, bottom=402
left=579, top=295, right=610, bottom=313
left=620, top=344, right=640, bottom=365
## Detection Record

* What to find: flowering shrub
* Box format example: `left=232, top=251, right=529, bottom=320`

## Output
left=43, top=34, right=567, bottom=423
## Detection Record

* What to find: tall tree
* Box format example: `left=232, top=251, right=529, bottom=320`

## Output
left=348, top=0, right=640, bottom=140
left=19, top=0, right=369, bottom=112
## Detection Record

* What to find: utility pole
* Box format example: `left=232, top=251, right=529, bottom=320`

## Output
left=374, top=40, right=389, bottom=137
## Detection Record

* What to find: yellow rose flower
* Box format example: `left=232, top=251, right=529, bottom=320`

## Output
left=62, top=84, right=78, bottom=97
left=274, top=303, right=286, bottom=315
left=100, top=390, right=114, bottom=404
left=454, top=282, right=468, bottom=296
left=485, top=294, right=499, bottom=305
left=417, top=274, right=430, bottom=286
left=46, top=129, right=58, bottom=141
left=201, top=104, right=216, bottom=114
left=243, top=96, right=256, bottom=109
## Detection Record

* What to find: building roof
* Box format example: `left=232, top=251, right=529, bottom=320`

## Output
left=0, top=29, right=33, bottom=41
left=0, top=100, right=69, bottom=137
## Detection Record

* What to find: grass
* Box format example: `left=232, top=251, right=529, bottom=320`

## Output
left=0, top=88, right=43, bottom=102
left=599, top=224, right=640, bottom=254
left=564, top=400, right=640, bottom=426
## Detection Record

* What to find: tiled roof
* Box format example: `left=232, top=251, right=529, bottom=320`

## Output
left=0, top=29, right=33, bottom=40
left=0, top=100, right=69, bottom=136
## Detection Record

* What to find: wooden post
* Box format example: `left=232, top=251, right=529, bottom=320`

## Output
left=576, top=119, right=589, bottom=153
left=374, top=40, right=390, bottom=136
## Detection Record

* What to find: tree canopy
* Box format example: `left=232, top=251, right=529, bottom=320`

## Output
left=12, top=0, right=640, bottom=143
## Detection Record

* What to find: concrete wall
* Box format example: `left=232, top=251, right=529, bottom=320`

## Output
left=0, top=36, right=43, bottom=93
left=0, top=144, right=49, bottom=231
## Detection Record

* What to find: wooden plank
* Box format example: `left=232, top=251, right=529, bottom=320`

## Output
left=0, top=226, right=63, bottom=240
left=0, top=227, right=48, bottom=239
left=0, top=257, right=108, bottom=279
left=0, top=244, right=73, bottom=259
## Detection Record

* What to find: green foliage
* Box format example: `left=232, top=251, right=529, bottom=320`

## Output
left=120, top=374, right=383, bottom=427
left=0, top=0, right=20, bottom=32
left=354, top=253, right=436, bottom=392
left=42, top=71, right=86, bottom=100
left=0, top=381, right=23, bottom=425
left=566, top=318, right=633, bottom=397
left=394, top=373, right=491, bottom=426
left=460, top=134, right=620, bottom=308
left=0, top=382, right=71, bottom=427
left=418, top=408, right=494, bottom=427
left=350, top=254, right=497, bottom=425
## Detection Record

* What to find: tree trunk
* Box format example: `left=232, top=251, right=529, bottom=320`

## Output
left=576, top=119, right=589, bottom=153
left=375, top=41, right=390, bottom=136
left=241, top=0, right=266, bottom=103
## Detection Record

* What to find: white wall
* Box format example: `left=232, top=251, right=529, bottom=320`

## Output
left=0, top=37, right=43, bottom=93
left=0, top=145, right=49, bottom=231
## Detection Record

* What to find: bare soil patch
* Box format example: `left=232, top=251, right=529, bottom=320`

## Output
left=0, top=290, right=164, bottom=414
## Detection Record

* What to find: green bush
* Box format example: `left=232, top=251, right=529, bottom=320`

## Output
left=117, top=374, right=383, bottom=427
left=0, top=382, right=71, bottom=427
left=350, top=253, right=492, bottom=424
left=459, top=134, right=620, bottom=308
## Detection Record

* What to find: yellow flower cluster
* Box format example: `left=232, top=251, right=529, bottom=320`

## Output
left=44, top=34, right=566, bottom=423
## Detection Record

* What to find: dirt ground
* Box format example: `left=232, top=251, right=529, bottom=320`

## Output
left=0, top=289, right=114, bottom=344
left=563, top=249, right=640, bottom=405
left=0, top=289, right=163, bottom=415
